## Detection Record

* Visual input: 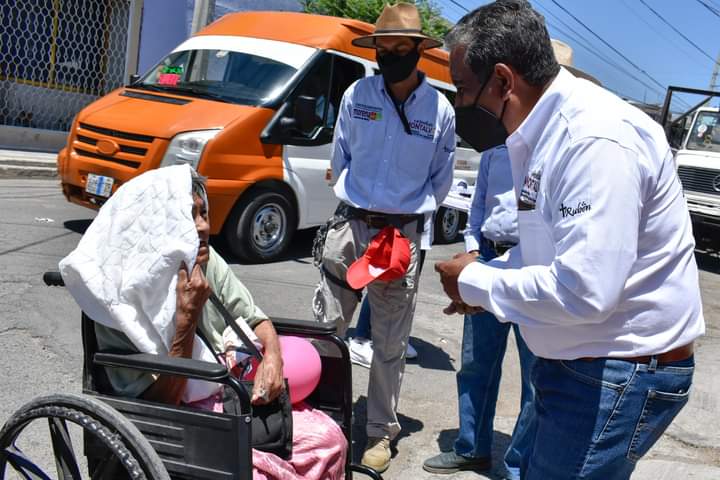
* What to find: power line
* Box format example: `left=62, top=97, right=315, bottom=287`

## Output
left=443, top=0, right=683, bottom=104
left=695, top=0, right=720, bottom=19
left=535, top=0, right=664, bottom=97
left=436, top=0, right=468, bottom=18
left=549, top=0, right=667, bottom=93
left=543, top=19, right=664, bottom=98
left=446, top=0, right=470, bottom=13
left=638, top=0, right=716, bottom=63
left=619, top=0, right=708, bottom=67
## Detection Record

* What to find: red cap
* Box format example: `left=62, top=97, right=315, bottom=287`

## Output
left=347, top=226, right=411, bottom=289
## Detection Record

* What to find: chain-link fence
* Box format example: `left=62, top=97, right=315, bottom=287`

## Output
left=0, top=0, right=131, bottom=132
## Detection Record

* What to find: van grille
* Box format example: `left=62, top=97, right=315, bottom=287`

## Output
left=677, top=165, right=720, bottom=196
left=73, top=123, right=155, bottom=169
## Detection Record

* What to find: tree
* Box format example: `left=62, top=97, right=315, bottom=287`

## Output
left=302, top=0, right=451, bottom=42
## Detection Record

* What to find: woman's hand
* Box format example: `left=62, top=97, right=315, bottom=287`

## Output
left=176, top=262, right=211, bottom=331
left=252, top=351, right=284, bottom=404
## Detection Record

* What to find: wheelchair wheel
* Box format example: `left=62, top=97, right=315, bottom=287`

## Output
left=0, top=393, right=169, bottom=480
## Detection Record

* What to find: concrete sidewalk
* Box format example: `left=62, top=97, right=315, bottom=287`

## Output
left=0, top=149, right=58, bottom=178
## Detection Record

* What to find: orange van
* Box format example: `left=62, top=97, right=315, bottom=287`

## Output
left=57, top=11, right=477, bottom=262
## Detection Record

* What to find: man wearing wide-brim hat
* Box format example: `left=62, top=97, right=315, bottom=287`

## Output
left=312, top=2, right=456, bottom=474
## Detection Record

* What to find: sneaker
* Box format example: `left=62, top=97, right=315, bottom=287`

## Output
left=406, top=342, right=418, bottom=360
left=362, top=437, right=392, bottom=473
left=422, top=451, right=491, bottom=474
left=348, top=337, right=373, bottom=368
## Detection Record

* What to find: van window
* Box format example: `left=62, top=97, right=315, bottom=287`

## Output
left=289, top=53, right=365, bottom=137
left=136, top=49, right=297, bottom=107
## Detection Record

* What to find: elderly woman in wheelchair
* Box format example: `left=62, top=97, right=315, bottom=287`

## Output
left=0, top=166, right=381, bottom=480
left=91, top=171, right=347, bottom=479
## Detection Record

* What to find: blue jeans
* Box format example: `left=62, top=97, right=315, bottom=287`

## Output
left=454, top=244, right=536, bottom=480
left=522, top=355, right=694, bottom=479
left=455, top=311, right=536, bottom=479
left=355, top=295, right=372, bottom=339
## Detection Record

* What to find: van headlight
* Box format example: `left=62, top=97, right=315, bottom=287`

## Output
left=160, top=129, right=220, bottom=169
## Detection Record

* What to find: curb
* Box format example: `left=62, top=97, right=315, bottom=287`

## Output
left=0, top=165, right=58, bottom=178
left=0, top=150, right=58, bottom=179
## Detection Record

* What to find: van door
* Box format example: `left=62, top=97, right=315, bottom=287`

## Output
left=281, top=53, right=365, bottom=228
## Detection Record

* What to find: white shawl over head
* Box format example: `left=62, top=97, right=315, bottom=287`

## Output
left=60, top=164, right=219, bottom=402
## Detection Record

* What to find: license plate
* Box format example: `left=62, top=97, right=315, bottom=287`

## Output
left=86, top=173, right=114, bottom=198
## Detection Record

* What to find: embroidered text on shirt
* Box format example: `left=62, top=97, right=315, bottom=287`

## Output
left=559, top=201, right=592, bottom=218
left=409, top=119, right=436, bottom=140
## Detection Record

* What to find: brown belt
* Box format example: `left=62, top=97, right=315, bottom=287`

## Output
left=580, top=342, right=694, bottom=365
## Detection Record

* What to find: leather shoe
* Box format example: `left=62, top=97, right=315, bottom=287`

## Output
left=422, top=451, right=491, bottom=474
left=362, top=437, right=392, bottom=473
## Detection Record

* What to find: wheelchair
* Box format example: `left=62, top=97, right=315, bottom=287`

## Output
left=0, top=272, right=383, bottom=480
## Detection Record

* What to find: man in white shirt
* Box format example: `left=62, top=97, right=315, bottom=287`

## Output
left=435, top=1, right=704, bottom=478
left=312, top=3, right=455, bottom=473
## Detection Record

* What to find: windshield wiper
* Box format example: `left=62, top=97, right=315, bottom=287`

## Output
left=127, top=84, right=232, bottom=103
left=127, top=83, right=165, bottom=92
left=157, top=85, right=232, bottom=103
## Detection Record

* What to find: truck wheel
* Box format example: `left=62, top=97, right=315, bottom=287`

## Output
left=224, top=189, right=297, bottom=263
left=434, top=207, right=466, bottom=244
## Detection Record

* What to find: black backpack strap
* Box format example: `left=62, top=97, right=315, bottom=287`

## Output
left=208, top=291, right=263, bottom=361
left=322, top=265, right=362, bottom=302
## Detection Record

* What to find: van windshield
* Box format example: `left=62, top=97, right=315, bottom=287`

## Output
left=686, top=111, right=720, bottom=154
left=135, top=49, right=297, bottom=106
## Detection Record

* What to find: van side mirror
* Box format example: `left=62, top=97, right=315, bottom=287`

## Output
left=260, top=95, right=332, bottom=147
left=293, top=95, right=318, bottom=132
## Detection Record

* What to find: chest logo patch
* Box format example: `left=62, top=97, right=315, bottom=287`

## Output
left=520, top=169, right=542, bottom=208
left=353, top=103, right=383, bottom=122
left=409, top=119, right=436, bottom=140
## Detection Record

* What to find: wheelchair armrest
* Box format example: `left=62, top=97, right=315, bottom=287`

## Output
left=271, top=317, right=337, bottom=335
left=94, top=353, right=229, bottom=382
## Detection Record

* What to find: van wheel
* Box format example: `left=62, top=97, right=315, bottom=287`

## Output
left=434, top=207, right=466, bottom=244
left=224, top=189, right=297, bottom=263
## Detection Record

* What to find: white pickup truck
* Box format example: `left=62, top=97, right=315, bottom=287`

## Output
left=660, top=87, right=720, bottom=235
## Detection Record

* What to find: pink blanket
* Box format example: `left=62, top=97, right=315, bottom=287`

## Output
left=187, top=395, right=346, bottom=480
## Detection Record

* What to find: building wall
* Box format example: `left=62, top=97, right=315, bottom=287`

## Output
left=136, top=0, right=302, bottom=75
left=137, top=0, right=193, bottom=74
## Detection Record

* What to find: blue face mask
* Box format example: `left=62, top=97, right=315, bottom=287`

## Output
left=454, top=72, right=508, bottom=153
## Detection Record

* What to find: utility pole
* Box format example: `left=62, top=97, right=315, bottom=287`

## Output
left=710, top=48, right=720, bottom=91
left=191, top=0, right=216, bottom=34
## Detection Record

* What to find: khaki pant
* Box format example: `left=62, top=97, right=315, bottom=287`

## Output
left=313, top=217, right=421, bottom=440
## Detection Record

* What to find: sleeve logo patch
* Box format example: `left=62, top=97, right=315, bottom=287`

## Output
left=559, top=200, right=592, bottom=218
left=352, top=103, right=383, bottom=121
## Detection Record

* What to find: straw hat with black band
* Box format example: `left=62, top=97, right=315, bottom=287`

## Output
left=352, top=2, right=443, bottom=50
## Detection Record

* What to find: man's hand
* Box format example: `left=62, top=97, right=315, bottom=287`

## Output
left=443, top=300, right=484, bottom=316
left=252, top=352, right=284, bottom=405
left=176, top=263, right=211, bottom=330
left=435, top=252, right=479, bottom=302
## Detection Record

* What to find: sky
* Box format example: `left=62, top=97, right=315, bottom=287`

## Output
left=436, top=0, right=720, bottom=110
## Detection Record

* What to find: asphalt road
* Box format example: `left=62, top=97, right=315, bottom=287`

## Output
left=1, top=178, right=719, bottom=479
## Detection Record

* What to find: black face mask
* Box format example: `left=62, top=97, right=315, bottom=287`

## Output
left=454, top=73, right=509, bottom=153
left=376, top=48, right=420, bottom=84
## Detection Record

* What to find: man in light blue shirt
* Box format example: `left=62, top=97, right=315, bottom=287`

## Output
left=424, top=145, right=535, bottom=480
left=311, top=3, right=455, bottom=473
